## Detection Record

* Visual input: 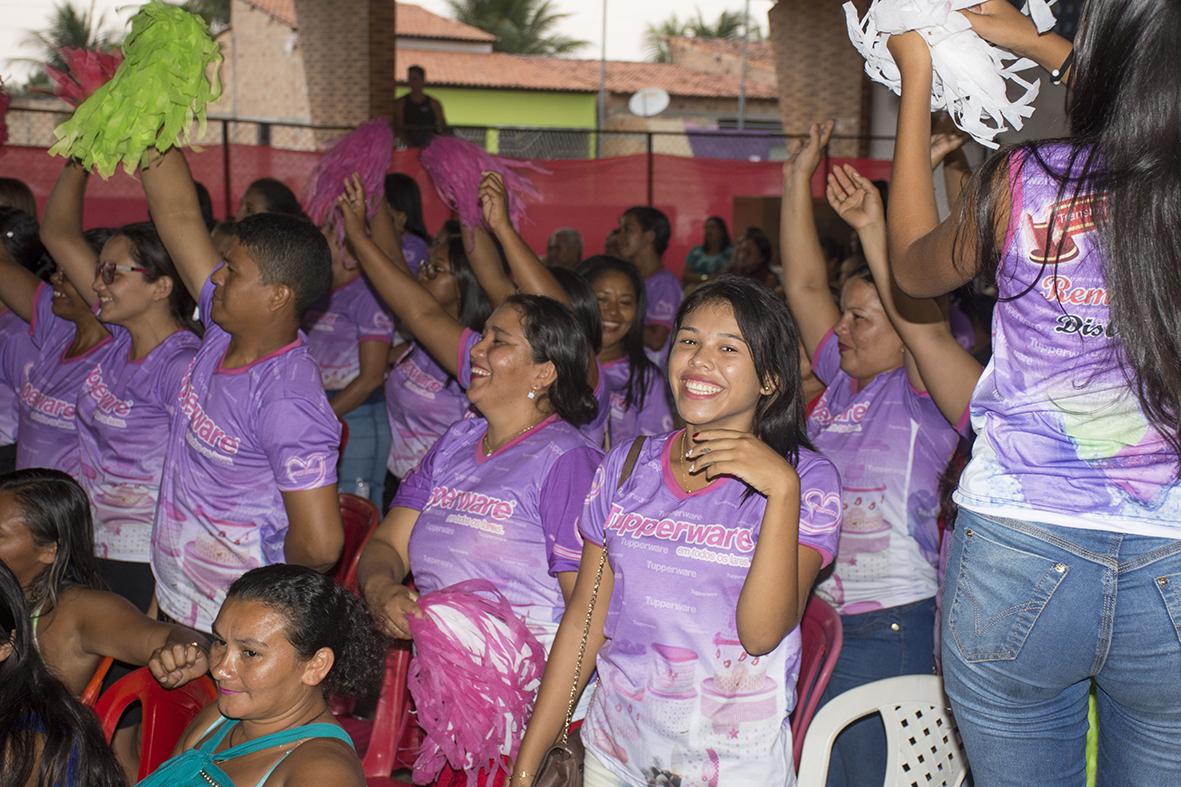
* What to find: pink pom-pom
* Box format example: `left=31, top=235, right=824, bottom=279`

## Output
left=304, top=118, right=394, bottom=257
left=406, top=579, right=547, bottom=787
left=43, top=48, right=123, bottom=107
left=419, top=135, right=546, bottom=230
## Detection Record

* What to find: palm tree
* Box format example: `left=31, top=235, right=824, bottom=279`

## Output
left=19, top=1, right=119, bottom=92
left=446, top=0, right=588, bottom=56
left=184, top=0, right=232, bottom=34
left=645, top=7, right=763, bottom=63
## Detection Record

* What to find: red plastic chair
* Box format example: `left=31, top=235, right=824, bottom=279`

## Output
left=360, top=642, right=418, bottom=778
left=332, top=493, right=380, bottom=592
left=791, top=596, right=844, bottom=770
left=94, top=667, right=217, bottom=781
left=80, top=655, right=114, bottom=708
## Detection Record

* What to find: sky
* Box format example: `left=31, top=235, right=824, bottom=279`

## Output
left=0, top=0, right=776, bottom=82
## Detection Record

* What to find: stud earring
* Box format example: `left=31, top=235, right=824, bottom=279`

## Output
left=527, top=389, right=537, bottom=400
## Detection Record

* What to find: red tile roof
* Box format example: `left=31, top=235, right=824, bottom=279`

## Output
left=394, top=49, right=779, bottom=99
left=237, top=1, right=494, bottom=42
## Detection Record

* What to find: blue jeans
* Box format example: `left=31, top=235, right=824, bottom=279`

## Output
left=819, top=595, right=937, bottom=787
left=336, top=397, right=390, bottom=508
left=943, top=508, right=1181, bottom=787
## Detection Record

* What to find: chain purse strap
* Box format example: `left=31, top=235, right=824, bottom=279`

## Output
left=555, top=435, right=645, bottom=745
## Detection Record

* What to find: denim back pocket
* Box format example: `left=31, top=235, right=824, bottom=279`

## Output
left=1155, top=573, right=1181, bottom=648
left=947, top=526, right=1069, bottom=662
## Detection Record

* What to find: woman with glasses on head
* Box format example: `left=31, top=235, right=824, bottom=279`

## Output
left=37, top=161, right=201, bottom=610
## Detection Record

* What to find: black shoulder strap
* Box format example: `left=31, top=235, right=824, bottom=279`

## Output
left=616, top=436, right=646, bottom=491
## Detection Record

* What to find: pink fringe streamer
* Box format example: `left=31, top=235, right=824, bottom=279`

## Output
left=406, top=579, right=546, bottom=787
left=303, top=118, right=394, bottom=257
left=43, top=48, right=123, bottom=107
left=418, top=134, right=547, bottom=230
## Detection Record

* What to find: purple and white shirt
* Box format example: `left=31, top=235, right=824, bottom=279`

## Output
left=582, top=362, right=611, bottom=449
left=151, top=272, right=341, bottom=631
left=385, top=342, right=471, bottom=478
left=579, top=431, right=841, bottom=785
left=644, top=269, right=683, bottom=364
left=956, top=145, right=1181, bottom=538
left=603, top=357, right=674, bottom=448
left=77, top=326, right=199, bottom=563
left=16, top=284, right=114, bottom=476
left=0, top=308, right=34, bottom=445
left=402, top=234, right=430, bottom=276
left=393, top=415, right=601, bottom=650
left=807, top=330, right=963, bottom=615
left=304, top=274, right=394, bottom=391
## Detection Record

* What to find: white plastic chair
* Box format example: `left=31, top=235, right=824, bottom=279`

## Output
left=796, top=674, right=969, bottom=787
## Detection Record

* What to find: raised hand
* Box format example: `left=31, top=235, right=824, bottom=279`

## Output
left=827, top=164, right=885, bottom=231
left=336, top=173, right=369, bottom=240
left=887, top=30, right=932, bottom=74
left=684, top=429, right=800, bottom=500
left=477, top=171, right=511, bottom=233
left=783, top=120, right=835, bottom=183
left=962, top=0, right=1039, bottom=52
left=373, top=582, right=422, bottom=640
left=148, top=641, right=209, bottom=689
left=930, top=130, right=967, bottom=169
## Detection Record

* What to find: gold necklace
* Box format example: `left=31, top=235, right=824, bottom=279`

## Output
left=482, top=418, right=544, bottom=456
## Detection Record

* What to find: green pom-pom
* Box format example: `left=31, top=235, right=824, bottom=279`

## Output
left=50, top=1, right=222, bottom=179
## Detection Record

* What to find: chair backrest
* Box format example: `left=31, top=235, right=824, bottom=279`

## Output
left=334, top=492, right=380, bottom=592
left=80, top=655, right=114, bottom=708
left=796, top=674, right=968, bottom=787
left=791, top=596, right=843, bottom=768
left=361, top=643, right=414, bottom=778
left=93, top=667, right=217, bottom=781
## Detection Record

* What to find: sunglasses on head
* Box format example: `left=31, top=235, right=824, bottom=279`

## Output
left=97, top=260, right=149, bottom=285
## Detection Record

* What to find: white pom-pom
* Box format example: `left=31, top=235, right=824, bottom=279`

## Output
left=843, top=0, right=1057, bottom=148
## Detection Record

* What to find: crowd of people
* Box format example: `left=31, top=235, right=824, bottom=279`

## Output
left=0, top=0, right=1178, bottom=784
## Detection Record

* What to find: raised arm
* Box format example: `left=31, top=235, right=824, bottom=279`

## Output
left=339, top=175, right=465, bottom=378
left=477, top=171, right=567, bottom=306
left=41, top=161, right=99, bottom=306
left=780, top=121, right=842, bottom=358
left=964, top=1, right=1074, bottom=77
left=140, top=148, right=219, bottom=298
left=829, top=164, right=981, bottom=425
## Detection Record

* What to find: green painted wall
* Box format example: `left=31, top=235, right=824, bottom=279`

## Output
left=396, top=86, right=595, bottom=153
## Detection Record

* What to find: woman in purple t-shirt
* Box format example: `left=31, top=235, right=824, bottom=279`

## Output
left=781, top=122, right=979, bottom=786
left=514, top=277, right=842, bottom=785
left=40, top=161, right=201, bottom=611
left=578, top=255, right=674, bottom=447
left=888, top=4, right=1181, bottom=783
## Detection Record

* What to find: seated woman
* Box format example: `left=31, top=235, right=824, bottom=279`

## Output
left=0, top=560, right=125, bottom=786
left=682, top=215, right=733, bottom=285
left=0, top=468, right=207, bottom=695
left=143, top=564, right=386, bottom=786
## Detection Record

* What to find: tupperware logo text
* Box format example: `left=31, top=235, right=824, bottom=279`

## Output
left=177, top=371, right=240, bottom=455
left=425, top=485, right=515, bottom=521
left=604, top=503, right=755, bottom=552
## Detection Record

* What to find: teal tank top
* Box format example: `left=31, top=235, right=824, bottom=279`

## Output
left=136, top=716, right=354, bottom=786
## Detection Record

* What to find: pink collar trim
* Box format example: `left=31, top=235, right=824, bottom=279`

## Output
left=660, top=429, right=727, bottom=500
left=474, top=414, right=559, bottom=463
left=217, top=336, right=301, bottom=375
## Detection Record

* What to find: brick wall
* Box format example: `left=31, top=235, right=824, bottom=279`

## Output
left=770, top=0, right=871, bottom=156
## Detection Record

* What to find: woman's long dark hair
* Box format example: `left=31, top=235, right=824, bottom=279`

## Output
left=0, top=470, right=103, bottom=616
left=704, top=215, right=731, bottom=253
left=114, top=223, right=202, bottom=336
left=245, top=178, right=304, bottom=217
left=962, top=0, right=1181, bottom=457
left=507, top=294, right=597, bottom=426
left=0, top=208, right=53, bottom=280
left=674, top=277, right=813, bottom=464
left=439, top=220, right=492, bottom=333
left=579, top=255, right=658, bottom=412
left=0, top=562, right=125, bottom=787
left=384, top=173, right=430, bottom=242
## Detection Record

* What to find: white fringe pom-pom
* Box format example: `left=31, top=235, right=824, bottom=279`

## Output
left=843, top=0, right=1057, bottom=148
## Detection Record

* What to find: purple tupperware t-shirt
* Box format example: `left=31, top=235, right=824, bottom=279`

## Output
left=393, top=414, right=601, bottom=650
left=956, top=145, right=1181, bottom=537
left=16, top=284, right=114, bottom=476
left=603, top=357, right=674, bottom=448
left=385, top=342, right=471, bottom=478
left=0, top=308, right=34, bottom=445
left=644, top=269, right=683, bottom=364
left=807, top=329, right=963, bottom=615
left=581, top=362, right=611, bottom=449
left=76, top=325, right=199, bottom=563
left=402, top=234, right=429, bottom=276
left=151, top=272, right=341, bottom=631
left=579, top=431, right=841, bottom=784
left=304, top=274, right=394, bottom=391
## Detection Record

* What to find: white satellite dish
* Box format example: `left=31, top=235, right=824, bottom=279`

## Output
left=628, top=87, right=670, bottom=118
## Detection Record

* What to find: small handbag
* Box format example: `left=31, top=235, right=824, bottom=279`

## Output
left=531, top=436, right=645, bottom=787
